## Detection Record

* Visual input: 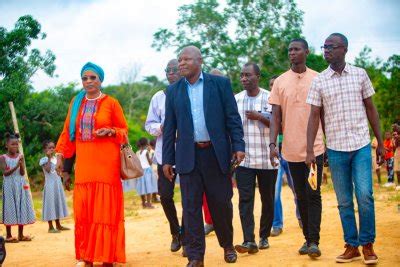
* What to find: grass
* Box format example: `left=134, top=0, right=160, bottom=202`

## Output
left=388, top=192, right=400, bottom=202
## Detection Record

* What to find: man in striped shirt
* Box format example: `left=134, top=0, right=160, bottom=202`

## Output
left=234, top=63, right=278, bottom=255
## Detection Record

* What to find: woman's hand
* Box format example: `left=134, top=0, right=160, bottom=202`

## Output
left=95, top=128, right=115, bottom=137
left=63, top=172, right=71, bottom=191
left=56, top=154, right=63, bottom=175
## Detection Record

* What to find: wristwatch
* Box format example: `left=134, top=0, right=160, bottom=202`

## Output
left=269, top=143, right=276, bottom=148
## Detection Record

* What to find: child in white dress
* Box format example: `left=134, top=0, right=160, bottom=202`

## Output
left=0, top=133, right=35, bottom=243
left=40, top=140, right=70, bottom=233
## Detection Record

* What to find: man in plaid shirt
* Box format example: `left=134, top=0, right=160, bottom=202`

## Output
left=234, top=63, right=278, bottom=255
left=306, top=33, right=384, bottom=265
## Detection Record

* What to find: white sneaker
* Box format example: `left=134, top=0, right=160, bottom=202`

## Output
left=395, top=185, right=400, bottom=191
left=383, top=182, right=395, bottom=188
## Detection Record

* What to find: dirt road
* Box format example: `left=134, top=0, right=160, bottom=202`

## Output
left=4, top=185, right=400, bottom=266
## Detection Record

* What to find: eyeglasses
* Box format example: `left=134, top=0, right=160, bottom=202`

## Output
left=321, top=45, right=344, bottom=52
left=165, top=67, right=179, bottom=74
left=81, top=75, right=97, bottom=81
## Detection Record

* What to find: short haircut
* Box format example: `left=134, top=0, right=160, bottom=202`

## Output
left=137, top=137, right=148, bottom=147
left=290, top=38, right=309, bottom=49
left=210, top=68, right=224, bottom=77
left=270, top=75, right=279, bottom=80
left=149, top=139, right=156, bottom=147
left=329, top=33, right=348, bottom=47
left=4, top=132, right=20, bottom=142
left=243, top=62, right=261, bottom=76
left=42, top=140, right=54, bottom=149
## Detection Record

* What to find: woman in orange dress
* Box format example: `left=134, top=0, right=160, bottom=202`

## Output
left=56, top=62, right=127, bottom=266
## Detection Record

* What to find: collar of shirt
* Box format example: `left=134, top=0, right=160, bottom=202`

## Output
left=185, top=71, right=204, bottom=87
left=328, top=63, right=350, bottom=77
left=289, top=67, right=309, bottom=79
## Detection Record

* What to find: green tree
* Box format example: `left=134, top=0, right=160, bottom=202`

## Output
left=354, top=46, right=399, bottom=131
left=380, top=54, right=400, bottom=129
left=0, top=15, right=56, bottom=135
left=306, top=52, right=328, bottom=73
left=18, top=83, right=78, bottom=187
left=152, top=0, right=305, bottom=90
left=102, top=80, right=166, bottom=149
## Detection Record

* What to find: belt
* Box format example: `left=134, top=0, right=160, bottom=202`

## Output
left=195, top=141, right=212, bottom=149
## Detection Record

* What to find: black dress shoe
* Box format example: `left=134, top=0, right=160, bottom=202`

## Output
left=224, top=246, right=237, bottom=263
left=186, top=260, right=204, bottom=267
left=258, top=238, right=269, bottom=249
left=171, top=234, right=181, bottom=252
left=182, top=246, right=188, bottom=257
left=204, top=224, right=214, bottom=235
left=0, top=236, right=5, bottom=265
left=234, top=241, right=259, bottom=254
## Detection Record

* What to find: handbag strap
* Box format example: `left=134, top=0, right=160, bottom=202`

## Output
left=122, top=132, right=130, bottom=147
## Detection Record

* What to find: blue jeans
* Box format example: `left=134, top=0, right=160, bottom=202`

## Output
left=327, top=143, right=376, bottom=247
left=272, top=156, right=300, bottom=229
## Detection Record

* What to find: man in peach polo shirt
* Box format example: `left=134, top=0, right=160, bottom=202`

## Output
left=269, top=38, right=325, bottom=259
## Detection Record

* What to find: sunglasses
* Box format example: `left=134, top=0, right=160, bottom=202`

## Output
left=81, top=75, right=97, bottom=81
left=165, top=67, right=179, bottom=74
left=320, top=45, right=344, bottom=52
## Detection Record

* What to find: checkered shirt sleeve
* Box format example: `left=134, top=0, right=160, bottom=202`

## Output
left=361, top=69, right=375, bottom=99
left=306, top=78, right=322, bottom=107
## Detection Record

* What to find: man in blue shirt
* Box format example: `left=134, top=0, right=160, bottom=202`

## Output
left=163, top=46, right=245, bottom=267
left=145, top=59, right=185, bottom=255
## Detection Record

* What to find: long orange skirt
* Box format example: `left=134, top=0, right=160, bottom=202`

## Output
left=72, top=137, right=126, bottom=263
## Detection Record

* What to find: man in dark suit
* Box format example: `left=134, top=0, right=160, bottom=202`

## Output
left=163, top=46, right=245, bottom=267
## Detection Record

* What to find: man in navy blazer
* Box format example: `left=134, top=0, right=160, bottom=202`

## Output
left=163, top=46, right=245, bottom=267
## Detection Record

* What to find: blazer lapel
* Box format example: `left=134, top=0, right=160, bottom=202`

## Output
left=179, top=79, right=194, bottom=130
left=180, top=79, right=191, bottom=114
left=203, top=72, right=211, bottom=117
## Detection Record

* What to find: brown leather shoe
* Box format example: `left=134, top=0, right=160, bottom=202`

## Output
left=224, top=246, right=237, bottom=263
left=186, top=260, right=204, bottom=267
left=335, top=244, right=361, bottom=263
left=362, top=243, right=378, bottom=265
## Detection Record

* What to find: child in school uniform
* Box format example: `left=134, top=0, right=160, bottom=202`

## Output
left=40, top=140, right=70, bottom=233
left=0, top=133, right=35, bottom=243
left=383, top=131, right=395, bottom=187
left=135, top=138, right=158, bottom=209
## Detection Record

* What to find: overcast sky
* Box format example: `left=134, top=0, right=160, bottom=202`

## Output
left=1, top=0, right=399, bottom=90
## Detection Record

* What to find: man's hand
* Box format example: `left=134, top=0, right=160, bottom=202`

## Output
left=269, top=145, right=279, bottom=167
left=305, top=151, right=316, bottom=167
left=63, top=172, right=71, bottom=191
left=233, top=151, right=245, bottom=164
left=163, top=164, right=175, bottom=182
left=245, top=110, right=261, bottom=121
left=376, top=143, right=385, bottom=165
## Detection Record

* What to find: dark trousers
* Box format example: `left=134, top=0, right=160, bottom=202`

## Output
left=288, top=154, right=323, bottom=245
left=180, top=146, right=234, bottom=261
left=157, top=164, right=182, bottom=237
left=236, top=167, right=277, bottom=242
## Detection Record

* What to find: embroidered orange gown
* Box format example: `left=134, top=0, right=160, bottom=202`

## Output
left=56, top=94, right=127, bottom=263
